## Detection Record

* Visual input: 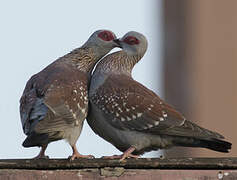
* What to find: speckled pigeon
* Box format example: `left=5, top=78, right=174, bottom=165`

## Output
left=20, top=30, right=118, bottom=160
left=87, top=31, right=232, bottom=161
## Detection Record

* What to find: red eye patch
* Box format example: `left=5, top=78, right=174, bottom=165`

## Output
left=123, top=36, right=140, bottom=45
left=98, top=31, right=115, bottom=41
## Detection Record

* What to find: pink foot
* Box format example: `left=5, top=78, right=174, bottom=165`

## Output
left=102, top=147, right=139, bottom=161
left=69, top=145, right=94, bottom=161
left=69, top=152, right=94, bottom=161
left=102, top=154, right=139, bottom=160
left=33, top=144, right=49, bottom=159
left=33, top=154, right=49, bottom=159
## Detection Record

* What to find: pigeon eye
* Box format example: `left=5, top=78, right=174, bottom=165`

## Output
left=123, top=36, right=140, bottom=45
left=98, top=31, right=115, bottom=41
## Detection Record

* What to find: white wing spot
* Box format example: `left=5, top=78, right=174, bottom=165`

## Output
left=118, top=107, right=123, bottom=112
left=154, top=121, right=159, bottom=126
left=121, top=117, right=125, bottom=122
left=159, top=117, right=164, bottom=121
left=73, top=90, right=77, bottom=94
left=81, top=108, right=86, bottom=114
left=148, top=107, right=152, bottom=111
left=162, top=111, right=168, bottom=118
left=150, top=104, right=154, bottom=107
left=73, top=98, right=76, bottom=101
left=132, top=115, right=136, bottom=119
left=127, top=116, right=132, bottom=121
left=131, top=107, right=135, bottom=110
left=147, top=124, right=153, bottom=128
left=72, top=113, right=76, bottom=119
left=116, top=112, right=119, bottom=117
left=137, top=113, right=143, bottom=117
left=126, top=108, right=130, bottom=112
left=77, top=103, right=81, bottom=108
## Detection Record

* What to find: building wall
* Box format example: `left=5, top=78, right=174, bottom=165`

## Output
left=164, top=0, right=237, bottom=157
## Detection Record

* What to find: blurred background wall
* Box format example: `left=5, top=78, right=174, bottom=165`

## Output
left=163, top=0, right=237, bottom=157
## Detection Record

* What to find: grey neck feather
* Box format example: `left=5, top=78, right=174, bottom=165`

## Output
left=59, top=42, right=111, bottom=76
left=96, top=51, right=142, bottom=76
left=89, top=50, right=143, bottom=96
left=82, top=41, right=113, bottom=60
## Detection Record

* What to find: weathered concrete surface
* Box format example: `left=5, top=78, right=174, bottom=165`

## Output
left=0, top=158, right=237, bottom=170
left=0, top=169, right=236, bottom=180
left=1, top=158, right=237, bottom=179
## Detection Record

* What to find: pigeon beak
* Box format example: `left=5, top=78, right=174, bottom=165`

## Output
left=113, top=39, right=122, bottom=48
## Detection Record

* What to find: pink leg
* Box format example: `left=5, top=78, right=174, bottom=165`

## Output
left=33, top=144, right=49, bottom=159
left=102, top=147, right=139, bottom=161
left=69, top=145, right=95, bottom=161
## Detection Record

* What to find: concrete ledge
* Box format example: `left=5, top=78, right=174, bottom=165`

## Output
left=0, top=157, right=237, bottom=170
left=0, top=169, right=236, bottom=180
left=0, top=158, right=237, bottom=179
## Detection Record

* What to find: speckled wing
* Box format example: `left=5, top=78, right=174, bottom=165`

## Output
left=90, top=74, right=223, bottom=139
left=20, top=65, right=88, bottom=135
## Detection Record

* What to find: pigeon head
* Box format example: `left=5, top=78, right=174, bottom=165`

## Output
left=83, top=30, right=119, bottom=58
left=115, top=31, right=148, bottom=58
left=91, top=31, right=148, bottom=76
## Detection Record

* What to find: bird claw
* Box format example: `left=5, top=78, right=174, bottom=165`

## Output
left=119, top=154, right=139, bottom=162
left=68, top=153, right=95, bottom=161
left=102, top=147, right=139, bottom=161
left=102, top=154, right=139, bottom=161
left=33, top=155, right=49, bottom=160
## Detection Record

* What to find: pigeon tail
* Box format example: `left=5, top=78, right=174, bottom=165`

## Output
left=22, top=132, right=49, bottom=147
left=173, top=136, right=232, bottom=153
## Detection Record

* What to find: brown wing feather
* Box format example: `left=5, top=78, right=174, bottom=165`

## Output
left=36, top=69, right=88, bottom=133
left=91, top=74, right=223, bottom=139
left=20, top=63, right=88, bottom=135
left=91, top=74, right=185, bottom=130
